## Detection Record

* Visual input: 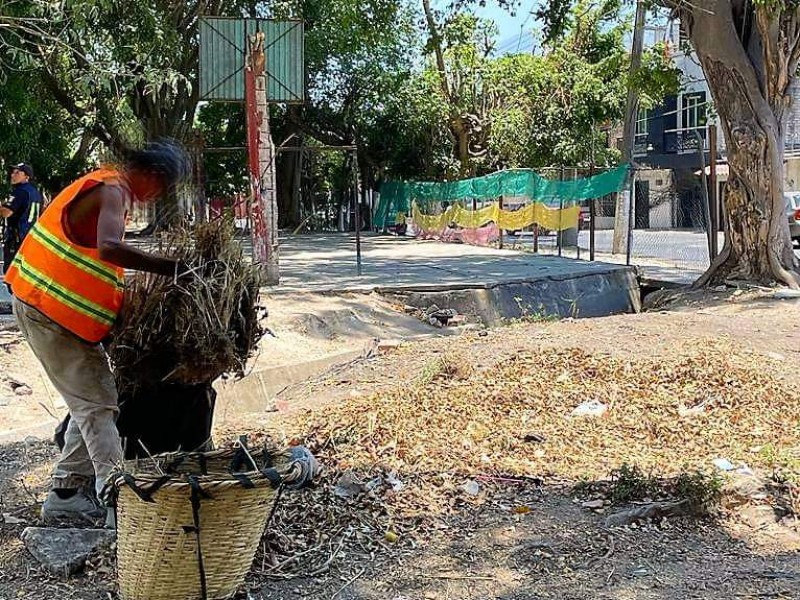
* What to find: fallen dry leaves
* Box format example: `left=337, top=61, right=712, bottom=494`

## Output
left=293, top=343, right=800, bottom=502
left=253, top=342, right=800, bottom=580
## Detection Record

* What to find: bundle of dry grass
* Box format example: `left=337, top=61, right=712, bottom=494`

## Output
left=109, top=220, right=264, bottom=393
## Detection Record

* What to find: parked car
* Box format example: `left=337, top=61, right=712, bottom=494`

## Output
left=786, top=192, right=800, bottom=243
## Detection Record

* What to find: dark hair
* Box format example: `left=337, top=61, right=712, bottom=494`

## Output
left=123, top=139, right=192, bottom=189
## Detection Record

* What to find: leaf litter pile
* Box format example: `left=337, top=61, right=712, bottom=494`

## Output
left=257, top=343, right=800, bottom=580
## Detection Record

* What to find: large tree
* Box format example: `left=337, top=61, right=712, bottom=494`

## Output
left=386, top=0, right=675, bottom=180
left=0, top=0, right=245, bottom=224
left=543, top=0, right=800, bottom=288
left=2, top=1, right=207, bottom=151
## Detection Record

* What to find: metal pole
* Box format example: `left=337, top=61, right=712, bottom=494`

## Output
left=589, top=166, right=596, bottom=262
left=574, top=170, right=581, bottom=261
left=626, top=169, right=636, bottom=266
left=558, top=166, right=564, bottom=257
left=709, top=124, right=719, bottom=259
left=352, top=151, right=362, bottom=276
left=695, top=129, right=713, bottom=262
left=498, top=195, right=504, bottom=249
left=589, top=124, right=595, bottom=262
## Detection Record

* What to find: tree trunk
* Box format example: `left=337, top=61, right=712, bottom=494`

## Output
left=291, top=141, right=303, bottom=225
left=688, top=3, right=800, bottom=288
left=699, top=63, right=794, bottom=285
left=422, top=0, right=474, bottom=178
left=276, top=108, right=303, bottom=228
left=613, top=0, right=646, bottom=255
left=277, top=152, right=295, bottom=228
left=452, top=117, right=473, bottom=177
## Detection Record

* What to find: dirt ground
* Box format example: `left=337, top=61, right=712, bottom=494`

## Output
left=258, top=287, right=800, bottom=422
left=2, top=288, right=800, bottom=599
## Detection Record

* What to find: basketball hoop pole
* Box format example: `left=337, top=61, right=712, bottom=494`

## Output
left=245, top=31, right=280, bottom=285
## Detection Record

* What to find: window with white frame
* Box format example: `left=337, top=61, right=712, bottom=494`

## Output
left=681, top=92, right=707, bottom=130
left=635, top=108, right=649, bottom=137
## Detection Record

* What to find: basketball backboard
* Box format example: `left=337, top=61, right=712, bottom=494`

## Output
left=199, top=18, right=304, bottom=103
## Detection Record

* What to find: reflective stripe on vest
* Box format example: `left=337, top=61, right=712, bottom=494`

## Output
left=27, top=201, right=40, bottom=223
left=12, top=254, right=117, bottom=325
left=5, top=169, right=125, bottom=343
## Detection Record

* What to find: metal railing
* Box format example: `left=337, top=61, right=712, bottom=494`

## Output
left=664, top=128, right=708, bottom=153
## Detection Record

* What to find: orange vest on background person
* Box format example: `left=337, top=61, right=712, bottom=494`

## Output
left=5, top=169, right=126, bottom=344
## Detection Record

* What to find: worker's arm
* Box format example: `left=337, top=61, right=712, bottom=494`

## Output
left=96, top=186, right=179, bottom=276
left=0, top=187, right=26, bottom=218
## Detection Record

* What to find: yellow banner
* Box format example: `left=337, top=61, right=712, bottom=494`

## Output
left=411, top=201, right=580, bottom=232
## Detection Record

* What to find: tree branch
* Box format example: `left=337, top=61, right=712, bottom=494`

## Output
left=421, top=0, right=453, bottom=103
left=754, top=9, right=789, bottom=120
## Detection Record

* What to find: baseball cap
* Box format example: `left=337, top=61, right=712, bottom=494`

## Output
left=9, top=163, right=33, bottom=178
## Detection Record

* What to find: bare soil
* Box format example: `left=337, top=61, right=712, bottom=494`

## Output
left=2, top=288, right=800, bottom=600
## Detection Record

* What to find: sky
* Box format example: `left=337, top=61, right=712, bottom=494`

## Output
left=471, top=1, right=642, bottom=55
left=474, top=1, right=540, bottom=55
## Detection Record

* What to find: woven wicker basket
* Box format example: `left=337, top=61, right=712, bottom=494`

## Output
left=113, top=446, right=302, bottom=600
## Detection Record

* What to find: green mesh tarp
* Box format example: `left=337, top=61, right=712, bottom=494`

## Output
left=374, top=164, right=631, bottom=229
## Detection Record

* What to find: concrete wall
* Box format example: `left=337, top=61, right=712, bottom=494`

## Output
left=786, top=157, right=800, bottom=191
left=650, top=202, right=673, bottom=229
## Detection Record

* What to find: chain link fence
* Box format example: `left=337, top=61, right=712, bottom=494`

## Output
left=504, top=166, right=719, bottom=283
left=497, top=167, right=609, bottom=260
left=626, top=167, right=718, bottom=280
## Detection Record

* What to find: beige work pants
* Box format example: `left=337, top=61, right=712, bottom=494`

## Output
left=13, top=297, right=121, bottom=497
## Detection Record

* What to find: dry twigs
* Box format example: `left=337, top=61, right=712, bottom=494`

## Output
left=108, top=221, right=264, bottom=392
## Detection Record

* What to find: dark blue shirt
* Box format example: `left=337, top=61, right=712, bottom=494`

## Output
left=7, top=181, right=42, bottom=241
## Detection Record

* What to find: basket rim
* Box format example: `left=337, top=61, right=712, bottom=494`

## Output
left=110, top=445, right=298, bottom=494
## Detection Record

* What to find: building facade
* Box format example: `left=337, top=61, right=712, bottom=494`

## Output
left=623, top=21, right=800, bottom=231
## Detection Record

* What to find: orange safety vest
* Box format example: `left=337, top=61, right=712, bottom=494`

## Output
left=5, top=169, right=125, bottom=343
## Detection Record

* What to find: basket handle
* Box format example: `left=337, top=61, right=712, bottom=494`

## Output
left=187, top=475, right=209, bottom=600
left=261, top=467, right=283, bottom=488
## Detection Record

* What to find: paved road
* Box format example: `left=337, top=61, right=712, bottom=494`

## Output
left=505, top=229, right=720, bottom=268
left=507, top=229, right=800, bottom=283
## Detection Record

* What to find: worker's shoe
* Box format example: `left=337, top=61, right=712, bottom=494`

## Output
left=41, top=489, right=105, bottom=523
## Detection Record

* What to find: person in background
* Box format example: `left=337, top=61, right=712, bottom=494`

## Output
left=1, top=163, right=42, bottom=273
left=393, top=211, right=407, bottom=236
left=6, top=140, right=191, bottom=526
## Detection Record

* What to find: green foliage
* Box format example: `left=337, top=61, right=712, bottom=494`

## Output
left=0, top=0, right=681, bottom=226
left=609, top=463, right=722, bottom=512
left=673, top=470, right=723, bottom=511
left=383, top=0, right=652, bottom=178
left=610, top=463, right=658, bottom=504
left=634, top=42, right=681, bottom=110
left=195, top=103, right=248, bottom=200
left=535, top=0, right=575, bottom=42
left=0, top=70, right=84, bottom=195
left=1, top=0, right=252, bottom=152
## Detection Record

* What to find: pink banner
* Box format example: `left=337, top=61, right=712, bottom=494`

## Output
left=460, top=223, right=499, bottom=246
left=415, top=223, right=499, bottom=246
